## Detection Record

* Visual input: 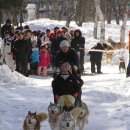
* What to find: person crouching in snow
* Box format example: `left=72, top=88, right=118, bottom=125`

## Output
left=38, top=44, right=50, bottom=76
left=30, top=37, right=39, bottom=75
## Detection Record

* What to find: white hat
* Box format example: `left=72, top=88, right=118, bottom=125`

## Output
left=61, top=62, right=71, bottom=70
left=60, top=40, right=70, bottom=48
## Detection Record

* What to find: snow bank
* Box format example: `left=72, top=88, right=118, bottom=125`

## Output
left=0, top=65, right=35, bottom=86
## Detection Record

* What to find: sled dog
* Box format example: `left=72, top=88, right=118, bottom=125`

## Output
left=23, top=111, right=48, bottom=130
left=77, top=102, right=89, bottom=130
left=59, top=107, right=81, bottom=130
left=48, top=102, right=61, bottom=130
left=119, top=58, right=126, bottom=73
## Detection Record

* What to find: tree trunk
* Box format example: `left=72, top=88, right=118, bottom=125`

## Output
left=66, top=19, right=71, bottom=27
left=93, top=12, right=98, bottom=39
left=0, top=9, right=2, bottom=37
left=94, top=0, right=105, bottom=43
left=75, top=0, right=85, bottom=26
left=120, top=5, right=128, bottom=43
left=113, top=0, right=120, bottom=25
left=20, top=8, right=23, bottom=26
left=107, top=0, right=113, bottom=24
left=12, top=8, right=18, bottom=26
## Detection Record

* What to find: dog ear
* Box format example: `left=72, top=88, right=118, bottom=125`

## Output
left=28, top=111, right=31, bottom=114
left=34, top=112, right=37, bottom=115
left=50, top=102, right=53, bottom=105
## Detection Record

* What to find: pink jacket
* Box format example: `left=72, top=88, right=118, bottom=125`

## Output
left=38, top=50, right=50, bottom=67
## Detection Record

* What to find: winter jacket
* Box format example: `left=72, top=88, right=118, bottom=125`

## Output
left=71, top=30, right=85, bottom=56
left=55, top=36, right=66, bottom=53
left=1, top=35, right=14, bottom=55
left=26, top=38, right=32, bottom=62
left=52, top=72, right=83, bottom=97
left=1, top=35, right=15, bottom=71
left=50, top=37, right=57, bottom=55
left=89, top=43, right=105, bottom=62
left=38, top=50, right=50, bottom=67
left=13, top=39, right=30, bottom=61
left=1, top=24, right=13, bottom=39
left=31, top=45, right=39, bottom=63
left=55, top=48, right=79, bottom=68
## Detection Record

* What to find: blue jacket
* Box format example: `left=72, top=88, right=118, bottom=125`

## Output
left=31, top=46, right=39, bottom=63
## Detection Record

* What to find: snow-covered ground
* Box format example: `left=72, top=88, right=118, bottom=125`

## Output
left=0, top=19, right=130, bottom=130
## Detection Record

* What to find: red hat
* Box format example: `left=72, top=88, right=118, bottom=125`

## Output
left=49, top=32, right=55, bottom=37
left=56, top=29, right=62, bottom=34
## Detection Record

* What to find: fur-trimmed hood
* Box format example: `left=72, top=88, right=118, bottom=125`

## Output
left=74, top=29, right=82, bottom=37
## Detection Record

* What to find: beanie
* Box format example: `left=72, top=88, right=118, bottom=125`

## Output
left=56, top=29, right=62, bottom=34
left=60, top=40, right=70, bottom=48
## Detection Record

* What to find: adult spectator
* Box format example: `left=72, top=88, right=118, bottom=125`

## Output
left=13, top=31, right=30, bottom=77
left=55, top=29, right=66, bottom=54
left=88, top=42, right=105, bottom=74
left=1, top=19, right=13, bottom=39
left=1, top=32, right=15, bottom=71
left=71, top=29, right=85, bottom=74
left=49, top=32, right=57, bottom=67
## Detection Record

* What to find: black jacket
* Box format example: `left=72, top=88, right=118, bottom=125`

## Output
left=89, top=43, right=104, bottom=62
left=55, top=36, right=66, bottom=53
left=55, top=48, right=79, bottom=68
left=1, top=24, right=13, bottom=39
left=13, top=39, right=30, bottom=61
left=71, top=30, right=85, bottom=56
left=52, top=73, right=83, bottom=96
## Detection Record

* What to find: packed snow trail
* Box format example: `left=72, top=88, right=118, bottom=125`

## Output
left=0, top=65, right=130, bottom=130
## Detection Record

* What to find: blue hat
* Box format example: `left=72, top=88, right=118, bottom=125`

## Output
left=60, top=40, right=70, bottom=48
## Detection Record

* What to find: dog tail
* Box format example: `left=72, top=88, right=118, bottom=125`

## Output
left=37, top=113, right=48, bottom=122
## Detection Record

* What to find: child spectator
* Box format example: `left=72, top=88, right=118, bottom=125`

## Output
left=38, top=44, right=50, bottom=76
left=30, top=37, right=39, bottom=75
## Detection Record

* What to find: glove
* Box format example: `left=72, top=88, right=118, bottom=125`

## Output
left=73, top=92, right=79, bottom=97
left=73, top=65, right=78, bottom=71
left=53, top=67, right=57, bottom=73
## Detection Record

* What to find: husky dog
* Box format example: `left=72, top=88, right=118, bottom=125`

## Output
left=48, top=102, right=61, bottom=130
left=119, top=57, right=126, bottom=73
left=77, top=102, right=89, bottom=130
left=59, top=107, right=81, bottom=130
left=23, top=111, right=48, bottom=130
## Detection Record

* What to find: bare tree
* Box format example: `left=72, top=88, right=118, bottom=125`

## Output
left=106, top=0, right=114, bottom=24
left=60, top=0, right=76, bottom=27
left=93, top=0, right=105, bottom=43
left=0, top=9, right=2, bottom=37
left=93, top=12, right=98, bottom=39
left=75, top=0, right=86, bottom=26
left=113, top=0, right=121, bottom=25
left=120, top=0, right=129, bottom=43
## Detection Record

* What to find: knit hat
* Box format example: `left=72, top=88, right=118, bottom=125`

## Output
left=60, top=62, right=71, bottom=71
left=56, top=29, right=62, bottom=34
left=49, top=32, right=55, bottom=38
left=60, top=40, right=70, bottom=48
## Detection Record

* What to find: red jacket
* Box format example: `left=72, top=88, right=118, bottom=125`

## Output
left=38, top=50, right=50, bottom=67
